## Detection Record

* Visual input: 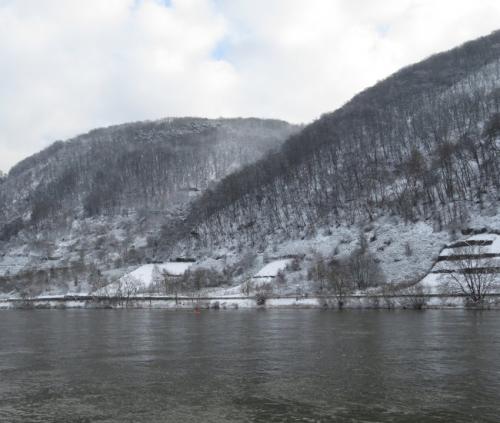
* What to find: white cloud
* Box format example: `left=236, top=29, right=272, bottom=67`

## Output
left=219, top=0, right=500, bottom=122
left=0, top=0, right=236, bottom=170
left=1, top=0, right=500, bottom=171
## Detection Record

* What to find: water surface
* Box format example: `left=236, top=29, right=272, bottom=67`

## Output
left=0, top=310, right=499, bottom=422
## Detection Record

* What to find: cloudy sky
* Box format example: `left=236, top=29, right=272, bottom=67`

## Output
left=1, top=0, right=500, bottom=171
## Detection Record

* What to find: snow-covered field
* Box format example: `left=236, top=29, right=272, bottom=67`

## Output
left=94, top=262, right=194, bottom=295
left=125, top=262, right=192, bottom=283
left=253, top=259, right=292, bottom=278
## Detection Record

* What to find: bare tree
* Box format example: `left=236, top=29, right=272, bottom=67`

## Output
left=347, top=248, right=385, bottom=290
left=445, top=243, right=498, bottom=305
left=162, top=270, right=180, bottom=303
left=399, top=284, right=430, bottom=310
left=275, top=270, right=286, bottom=294
left=380, top=283, right=398, bottom=309
left=255, top=282, right=273, bottom=306
left=240, top=280, right=254, bottom=296
left=309, top=253, right=328, bottom=294
left=150, top=264, right=163, bottom=294
left=309, top=255, right=353, bottom=308
left=116, top=275, right=139, bottom=306
left=324, top=259, right=353, bottom=309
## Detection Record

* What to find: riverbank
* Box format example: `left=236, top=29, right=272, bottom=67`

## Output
left=2, top=293, right=500, bottom=309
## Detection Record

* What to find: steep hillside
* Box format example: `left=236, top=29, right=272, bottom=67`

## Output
left=0, top=117, right=297, bottom=294
left=174, top=30, right=500, bottom=256
left=124, top=30, right=500, bottom=291
left=1, top=118, right=296, bottom=234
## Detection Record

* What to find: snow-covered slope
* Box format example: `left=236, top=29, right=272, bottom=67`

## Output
left=420, top=233, right=500, bottom=293
left=125, top=262, right=192, bottom=286
left=0, top=118, right=297, bottom=294
left=253, top=259, right=292, bottom=278
left=95, top=262, right=193, bottom=295
left=176, top=30, right=500, bottom=259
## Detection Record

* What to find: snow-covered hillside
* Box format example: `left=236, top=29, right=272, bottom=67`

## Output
left=94, top=262, right=194, bottom=295
left=175, top=30, right=500, bottom=262
left=253, top=259, right=292, bottom=278
left=4, top=31, right=500, bottom=297
left=420, top=233, right=500, bottom=294
left=0, top=118, right=297, bottom=294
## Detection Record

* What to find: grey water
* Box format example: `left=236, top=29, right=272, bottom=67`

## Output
left=0, top=310, right=499, bottom=422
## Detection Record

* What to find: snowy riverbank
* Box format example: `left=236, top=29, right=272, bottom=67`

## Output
left=2, top=294, right=500, bottom=310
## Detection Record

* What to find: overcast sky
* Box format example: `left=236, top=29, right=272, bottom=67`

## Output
left=1, top=0, right=500, bottom=171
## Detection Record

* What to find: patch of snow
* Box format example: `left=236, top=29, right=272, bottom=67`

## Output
left=254, top=259, right=292, bottom=278
left=95, top=262, right=194, bottom=294
left=419, top=273, right=446, bottom=294
left=440, top=233, right=500, bottom=256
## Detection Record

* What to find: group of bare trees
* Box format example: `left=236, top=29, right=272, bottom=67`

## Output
left=147, top=265, right=226, bottom=296
left=309, top=237, right=386, bottom=308
left=0, top=259, right=107, bottom=298
left=171, top=32, right=500, bottom=254
left=0, top=118, right=294, bottom=243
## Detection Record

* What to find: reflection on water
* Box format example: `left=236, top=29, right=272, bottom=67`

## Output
left=0, top=310, right=499, bottom=422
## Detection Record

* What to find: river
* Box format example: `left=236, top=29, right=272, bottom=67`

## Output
left=0, top=310, right=499, bottom=422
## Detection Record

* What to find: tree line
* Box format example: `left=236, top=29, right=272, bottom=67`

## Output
left=0, top=118, right=294, bottom=240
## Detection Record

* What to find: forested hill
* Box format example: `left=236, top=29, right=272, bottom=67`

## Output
left=0, top=117, right=297, bottom=240
left=4, top=30, right=500, bottom=295
left=174, top=30, right=500, bottom=252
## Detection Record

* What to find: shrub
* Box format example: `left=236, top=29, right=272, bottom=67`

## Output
left=255, top=291, right=267, bottom=306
